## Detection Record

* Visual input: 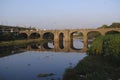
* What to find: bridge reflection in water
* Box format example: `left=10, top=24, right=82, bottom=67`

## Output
left=20, top=40, right=87, bottom=53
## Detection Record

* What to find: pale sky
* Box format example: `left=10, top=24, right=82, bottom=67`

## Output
left=0, top=0, right=120, bottom=29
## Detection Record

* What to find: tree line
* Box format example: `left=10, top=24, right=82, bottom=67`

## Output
left=0, top=25, right=38, bottom=41
left=0, top=25, right=36, bottom=31
left=99, top=22, right=120, bottom=28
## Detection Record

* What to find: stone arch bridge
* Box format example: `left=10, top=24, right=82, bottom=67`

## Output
left=19, top=28, right=120, bottom=51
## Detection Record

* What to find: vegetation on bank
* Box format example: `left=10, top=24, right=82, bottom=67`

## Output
left=99, top=22, right=120, bottom=28
left=63, top=34, right=120, bottom=80
left=0, top=32, right=19, bottom=41
left=0, top=39, right=44, bottom=48
left=37, top=73, right=55, bottom=77
left=63, top=56, right=120, bottom=80
left=88, top=34, right=120, bottom=60
left=0, top=25, right=36, bottom=31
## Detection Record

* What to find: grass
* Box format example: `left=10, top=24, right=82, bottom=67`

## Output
left=63, top=55, right=120, bottom=80
left=0, top=39, right=45, bottom=48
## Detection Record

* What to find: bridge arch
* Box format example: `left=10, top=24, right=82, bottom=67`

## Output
left=29, top=32, right=40, bottom=39
left=87, top=31, right=101, bottom=40
left=70, top=31, right=84, bottom=50
left=19, top=33, right=28, bottom=39
left=87, top=31, right=101, bottom=47
left=87, top=31, right=102, bottom=38
left=43, top=32, right=54, bottom=40
left=105, top=30, right=120, bottom=35
left=42, top=32, right=54, bottom=49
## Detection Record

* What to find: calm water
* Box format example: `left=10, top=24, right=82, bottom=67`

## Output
left=0, top=39, right=87, bottom=80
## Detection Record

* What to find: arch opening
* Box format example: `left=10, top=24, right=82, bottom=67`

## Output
left=42, top=42, right=53, bottom=49
left=87, top=31, right=101, bottom=47
left=70, top=32, right=83, bottom=50
left=29, top=33, right=40, bottom=39
left=31, top=44, right=41, bottom=49
left=59, top=33, right=64, bottom=49
left=87, top=31, right=101, bottom=39
left=105, top=30, right=120, bottom=35
left=43, top=32, right=54, bottom=40
left=19, top=33, right=28, bottom=39
left=43, top=32, right=54, bottom=49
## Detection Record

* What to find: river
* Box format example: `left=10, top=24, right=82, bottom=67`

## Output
left=0, top=39, right=87, bottom=80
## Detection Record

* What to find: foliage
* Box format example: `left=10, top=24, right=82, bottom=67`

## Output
left=88, top=34, right=120, bottom=60
left=0, top=25, right=36, bottom=31
left=100, top=24, right=108, bottom=28
left=0, top=39, right=43, bottom=48
left=110, top=23, right=120, bottom=28
left=98, top=22, right=120, bottom=28
left=103, top=35, right=120, bottom=60
left=0, top=32, right=18, bottom=41
left=88, top=36, right=104, bottom=55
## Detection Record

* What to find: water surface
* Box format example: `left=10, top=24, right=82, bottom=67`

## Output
left=0, top=40, right=87, bottom=80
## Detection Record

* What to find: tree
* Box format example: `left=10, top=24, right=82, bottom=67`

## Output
left=109, top=23, right=120, bottom=28
left=100, top=24, right=108, bottom=28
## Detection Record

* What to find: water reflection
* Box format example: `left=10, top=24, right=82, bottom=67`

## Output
left=0, top=40, right=87, bottom=80
left=19, top=39, right=87, bottom=53
left=0, top=40, right=86, bottom=58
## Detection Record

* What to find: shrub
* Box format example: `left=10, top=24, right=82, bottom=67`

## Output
left=88, top=36, right=104, bottom=55
left=88, top=34, right=120, bottom=60
left=103, top=34, right=120, bottom=60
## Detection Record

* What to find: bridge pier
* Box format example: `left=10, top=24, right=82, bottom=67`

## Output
left=54, top=30, right=70, bottom=51
left=100, top=31, right=106, bottom=36
left=83, top=32, right=88, bottom=50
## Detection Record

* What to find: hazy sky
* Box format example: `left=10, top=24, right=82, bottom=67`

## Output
left=0, top=0, right=120, bottom=29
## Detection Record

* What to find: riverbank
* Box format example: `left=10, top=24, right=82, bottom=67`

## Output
left=63, top=55, right=120, bottom=80
left=0, top=39, right=45, bottom=48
